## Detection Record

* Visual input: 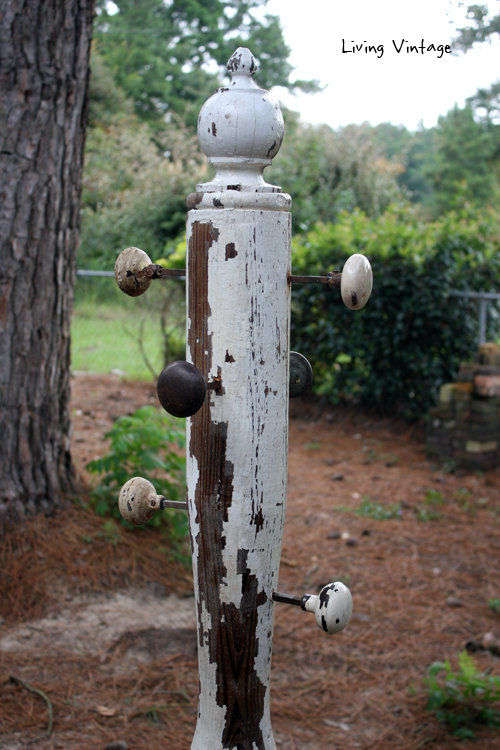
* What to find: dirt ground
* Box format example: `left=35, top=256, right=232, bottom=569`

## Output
left=1, top=372, right=500, bottom=750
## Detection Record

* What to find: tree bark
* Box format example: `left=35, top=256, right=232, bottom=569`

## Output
left=0, top=0, right=94, bottom=528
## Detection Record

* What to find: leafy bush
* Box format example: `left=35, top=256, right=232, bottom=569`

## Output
left=425, top=651, right=500, bottom=739
left=291, top=202, right=500, bottom=418
left=86, top=407, right=187, bottom=542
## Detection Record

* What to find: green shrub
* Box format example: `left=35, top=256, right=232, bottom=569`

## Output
left=86, top=406, right=187, bottom=543
left=425, top=650, right=500, bottom=739
left=291, top=202, right=500, bottom=418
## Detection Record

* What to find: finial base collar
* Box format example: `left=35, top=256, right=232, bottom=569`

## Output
left=197, top=157, right=282, bottom=194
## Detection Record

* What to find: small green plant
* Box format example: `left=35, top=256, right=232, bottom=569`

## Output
left=453, top=487, right=477, bottom=516
left=304, top=442, right=322, bottom=450
left=98, top=519, right=123, bottom=546
left=354, top=498, right=402, bottom=520
left=442, top=459, right=457, bottom=474
left=425, top=650, right=500, bottom=739
left=416, top=489, right=445, bottom=521
left=425, top=489, right=445, bottom=506
left=86, top=406, right=187, bottom=543
left=489, top=598, right=500, bottom=614
left=416, top=507, right=443, bottom=522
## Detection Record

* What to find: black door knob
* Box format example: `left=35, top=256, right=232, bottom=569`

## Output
left=289, top=351, right=313, bottom=398
left=157, top=361, right=207, bottom=418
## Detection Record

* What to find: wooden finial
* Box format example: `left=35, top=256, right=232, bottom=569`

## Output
left=196, top=47, right=284, bottom=194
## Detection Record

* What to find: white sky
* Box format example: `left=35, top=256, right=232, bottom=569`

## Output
left=265, top=0, right=500, bottom=130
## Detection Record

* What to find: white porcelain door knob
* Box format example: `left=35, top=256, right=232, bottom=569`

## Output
left=341, top=253, right=373, bottom=310
left=303, top=581, right=353, bottom=634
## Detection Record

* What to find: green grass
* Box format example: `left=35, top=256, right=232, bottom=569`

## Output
left=71, top=300, right=165, bottom=380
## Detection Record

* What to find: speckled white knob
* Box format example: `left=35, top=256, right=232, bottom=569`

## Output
left=115, top=247, right=153, bottom=298
left=118, top=477, right=163, bottom=526
left=303, top=582, right=353, bottom=634
left=341, top=254, right=373, bottom=310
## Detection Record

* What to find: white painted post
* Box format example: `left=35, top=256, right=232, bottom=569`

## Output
left=114, top=45, right=372, bottom=750
left=185, top=48, right=291, bottom=750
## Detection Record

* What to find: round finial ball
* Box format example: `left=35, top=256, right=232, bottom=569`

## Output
left=115, top=247, right=153, bottom=297
left=341, top=254, right=373, bottom=310
left=315, top=582, right=353, bottom=634
left=118, top=477, right=162, bottom=526
left=157, top=361, right=207, bottom=419
left=197, top=46, right=284, bottom=163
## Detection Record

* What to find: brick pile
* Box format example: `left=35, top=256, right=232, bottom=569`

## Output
left=426, top=342, right=500, bottom=471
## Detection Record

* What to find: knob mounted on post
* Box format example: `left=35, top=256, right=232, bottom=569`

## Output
left=118, top=477, right=165, bottom=526
left=340, top=253, right=373, bottom=310
left=157, top=361, right=207, bottom=418
left=287, top=252, right=373, bottom=310
left=118, top=476, right=187, bottom=525
left=289, top=351, right=313, bottom=398
left=302, top=581, right=353, bottom=634
left=273, top=581, right=353, bottom=635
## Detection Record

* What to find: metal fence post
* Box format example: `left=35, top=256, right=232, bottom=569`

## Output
left=479, top=298, right=487, bottom=344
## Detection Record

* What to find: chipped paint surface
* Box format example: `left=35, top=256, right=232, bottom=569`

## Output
left=303, top=582, right=353, bottom=635
left=186, top=207, right=291, bottom=750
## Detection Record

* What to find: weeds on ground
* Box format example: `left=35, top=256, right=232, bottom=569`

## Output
left=335, top=497, right=402, bottom=520
left=86, top=406, right=188, bottom=553
left=417, top=489, right=444, bottom=521
left=453, top=487, right=477, bottom=516
left=488, top=598, right=500, bottom=614
left=424, top=650, right=500, bottom=739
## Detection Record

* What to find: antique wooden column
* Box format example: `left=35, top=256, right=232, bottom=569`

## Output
left=185, top=48, right=291, bottom=750
left=115, top=46, right=370, bottom=750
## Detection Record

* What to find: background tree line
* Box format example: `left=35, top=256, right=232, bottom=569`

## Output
left=80, top=1, right=500, bottom=269
left=77, top=0, right=500, bottom=419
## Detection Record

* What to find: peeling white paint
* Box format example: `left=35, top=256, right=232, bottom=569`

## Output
left=186, top=203, right=290, bottom=749
left=186, top=46, right=290, bottom=750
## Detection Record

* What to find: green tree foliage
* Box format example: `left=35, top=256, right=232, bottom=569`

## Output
left=453, top=2, right=500, bottom=51
left=427, top=105, right=500, bottom=213
left=467, top=81, right=500, bottom=123
left=93, top=0, right=319, bottom=127
left=290, top=203, right=500, bottom=418
left=267, top=116, right=403, bottom=232
left=453, top=3, right=500, bottom=126
left=79, top=50, right=208, bottom=269
left=372, top=122, right=436, bottom=205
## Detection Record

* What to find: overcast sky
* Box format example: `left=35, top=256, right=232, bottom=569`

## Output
left=264, top=0, right=500, bottom=130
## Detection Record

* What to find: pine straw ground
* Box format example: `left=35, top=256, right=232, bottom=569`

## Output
left=1, top=373, right=500, bottom=750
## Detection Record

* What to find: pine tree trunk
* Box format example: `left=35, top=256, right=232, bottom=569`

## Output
left=0, top=0, right=94, bottom=528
